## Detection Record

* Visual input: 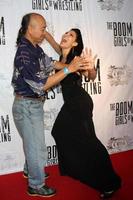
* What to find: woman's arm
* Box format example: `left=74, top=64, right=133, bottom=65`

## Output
left=44, top=30, right=61, bottom=55
left=81, top=68, right=97, bottom=81
left=44, top=31, right=65, bottom=69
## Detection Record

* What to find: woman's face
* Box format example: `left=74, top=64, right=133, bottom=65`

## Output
left=60, top=30, right=78, bottom=50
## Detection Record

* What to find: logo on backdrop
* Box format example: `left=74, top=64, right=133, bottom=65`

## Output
left=107, top=22, right=133, bottom=47
left=0, top=152, right=19, bottom=174
left=47, top=145, right=58, bottom=166
left=0, top=17, right=6, bottom=45
left=32, top=0, right=82, bottom=11
left=82, top=59, right=102, bottom=95
left=107, top=135, right=133, bottom=153
left=0, top=115, right=11, bottom=143
left=46, top=84, right=62, bottom=100
left=107, top=65, right=132, bottom=86
left=45, top=70, right=62, bottom=100
left=97, top=0, right=124, bottom=11
left=110, top=100, right=133, bottom=126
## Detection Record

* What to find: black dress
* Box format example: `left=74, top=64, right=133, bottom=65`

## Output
left=51, top=73, right=121, bottom=192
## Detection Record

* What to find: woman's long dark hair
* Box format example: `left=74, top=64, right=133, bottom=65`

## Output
left=16, top=13, right=32, bottom=46
left=60, top=28, right=84, bottom=64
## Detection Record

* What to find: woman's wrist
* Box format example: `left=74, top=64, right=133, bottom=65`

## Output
left=63, top=67, right=71, bottom=75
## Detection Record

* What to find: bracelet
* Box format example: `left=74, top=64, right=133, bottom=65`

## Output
left=63, top=67, right=70, bottom=75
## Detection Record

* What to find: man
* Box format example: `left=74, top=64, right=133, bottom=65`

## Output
left=11, top=13, right=89, bottom=197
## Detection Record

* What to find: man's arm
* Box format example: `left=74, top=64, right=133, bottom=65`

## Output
left=53, top=60, right=69, bottom=70
left=44, top=56, right=90, bottom=91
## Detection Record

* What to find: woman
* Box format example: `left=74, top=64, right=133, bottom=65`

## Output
left=45, top=29, right=121, bottom=198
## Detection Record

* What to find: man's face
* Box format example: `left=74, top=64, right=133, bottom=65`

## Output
left=29, top=15, right=46, bottom=45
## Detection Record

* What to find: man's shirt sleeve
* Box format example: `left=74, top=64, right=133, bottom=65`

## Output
left=14, top=48, right=54, bottom=96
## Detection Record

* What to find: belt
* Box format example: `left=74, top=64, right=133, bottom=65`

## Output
left=15, top=94, right=45, bottom=102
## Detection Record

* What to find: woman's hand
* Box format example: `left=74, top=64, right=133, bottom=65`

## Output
left=67, top=56, right=91, bottom=73
left=82, top=47, right=97, bottom=69
left=80, top=48, right=97, bottom=81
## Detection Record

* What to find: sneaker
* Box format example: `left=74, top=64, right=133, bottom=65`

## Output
left=23, top=172, right=49, bottom=179
left=27, top=185, right=56, bottom=197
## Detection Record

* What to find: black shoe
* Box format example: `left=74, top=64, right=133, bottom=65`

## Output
left=23, top=171, right=28, bottom=178
left=100, top=183, right=121, bottom=199
left=27, top=185, right=56, bottom=197
left=23, top=172, right=49, bottom=179
left=100, top=190, right=115, bottom=199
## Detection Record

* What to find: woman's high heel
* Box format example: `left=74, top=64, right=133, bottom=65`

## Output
left=100, top=190, right=115, bottom=199
left=100, top=183, right=121, bottom=198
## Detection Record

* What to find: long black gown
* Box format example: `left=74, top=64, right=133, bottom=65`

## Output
left=51, top=73, right=121, bottom=192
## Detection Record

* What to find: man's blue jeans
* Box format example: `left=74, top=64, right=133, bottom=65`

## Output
left=12, top=97, right=48, bottom=189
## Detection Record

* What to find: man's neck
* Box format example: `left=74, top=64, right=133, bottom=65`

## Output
left=25, top=34, right=37, bottom=47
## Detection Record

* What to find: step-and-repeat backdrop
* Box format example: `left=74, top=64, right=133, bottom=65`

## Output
left=0, top=0, right=133, bottom=175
